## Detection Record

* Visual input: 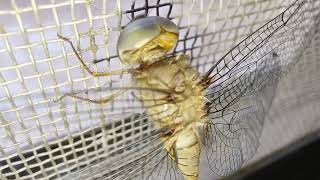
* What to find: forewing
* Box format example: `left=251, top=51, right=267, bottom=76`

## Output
left=203, top=0, right=319, bottom=176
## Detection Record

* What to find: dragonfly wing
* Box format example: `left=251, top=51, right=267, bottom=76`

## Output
left=9, top=81, right=183, bottom=180
left=55, top=113, right=179, bottom=180
left=202, top=0, right=319, bottom=176
left=57, top=112, right=182, bottom=180
left=204, top=0, right=316, bottom=91
left=204, top=81, right=277, bottom=175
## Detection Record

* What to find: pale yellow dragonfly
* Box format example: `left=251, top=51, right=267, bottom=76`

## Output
left=54, top=0, right=315, bottom=179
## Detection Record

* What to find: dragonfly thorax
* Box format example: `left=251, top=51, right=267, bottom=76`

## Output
left=133, top=54, right=206, bottom=128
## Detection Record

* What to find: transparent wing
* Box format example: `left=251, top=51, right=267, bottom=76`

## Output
left=2, top=74, right=184, bottom=179
left=52, top=112, right=183, bottom=180
left=202, top=0, right=319, bottom=176
left=204, top=77, right=277, bottom=175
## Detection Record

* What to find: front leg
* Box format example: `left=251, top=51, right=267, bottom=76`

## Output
left=54, top=89, right=127, bottom=105
left=57, top=33, right=135, bottom=77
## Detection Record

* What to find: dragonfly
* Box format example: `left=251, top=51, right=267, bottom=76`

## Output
left=54, top=0, right=317, bottom=179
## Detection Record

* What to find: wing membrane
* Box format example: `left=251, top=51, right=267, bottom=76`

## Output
left=56, top=112, right=182, bottom=180
left=204, top=84, right=276, bottom=175
left=202, top=0, right=319, bottom=176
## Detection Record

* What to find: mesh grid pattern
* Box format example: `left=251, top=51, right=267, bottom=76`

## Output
left=0, top=0, right=319, bottom=180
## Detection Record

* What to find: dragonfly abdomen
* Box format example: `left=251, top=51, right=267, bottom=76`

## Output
left=164, top=126, right=201, bottom=180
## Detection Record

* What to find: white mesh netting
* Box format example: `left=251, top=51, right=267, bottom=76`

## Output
left=0, top=0, right=320, bottom=180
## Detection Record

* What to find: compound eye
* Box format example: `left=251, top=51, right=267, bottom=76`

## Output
left=117, top=16, right=179, bottom=65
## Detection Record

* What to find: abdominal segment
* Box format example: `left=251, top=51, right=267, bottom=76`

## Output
left=163, top=127, right=201, bottom=180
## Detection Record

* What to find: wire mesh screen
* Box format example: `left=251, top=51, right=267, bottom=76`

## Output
left=0, top=0, right=319, bottom=180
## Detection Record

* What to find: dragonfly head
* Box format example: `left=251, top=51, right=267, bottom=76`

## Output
left=117, top=16, right=179, bottom=65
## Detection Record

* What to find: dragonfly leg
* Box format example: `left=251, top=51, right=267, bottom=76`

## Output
left=54, top=89, right=127, bottom=105
left=57, top=33, right=134, bottom=77
left=131, top=91, right=175, bottom=102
